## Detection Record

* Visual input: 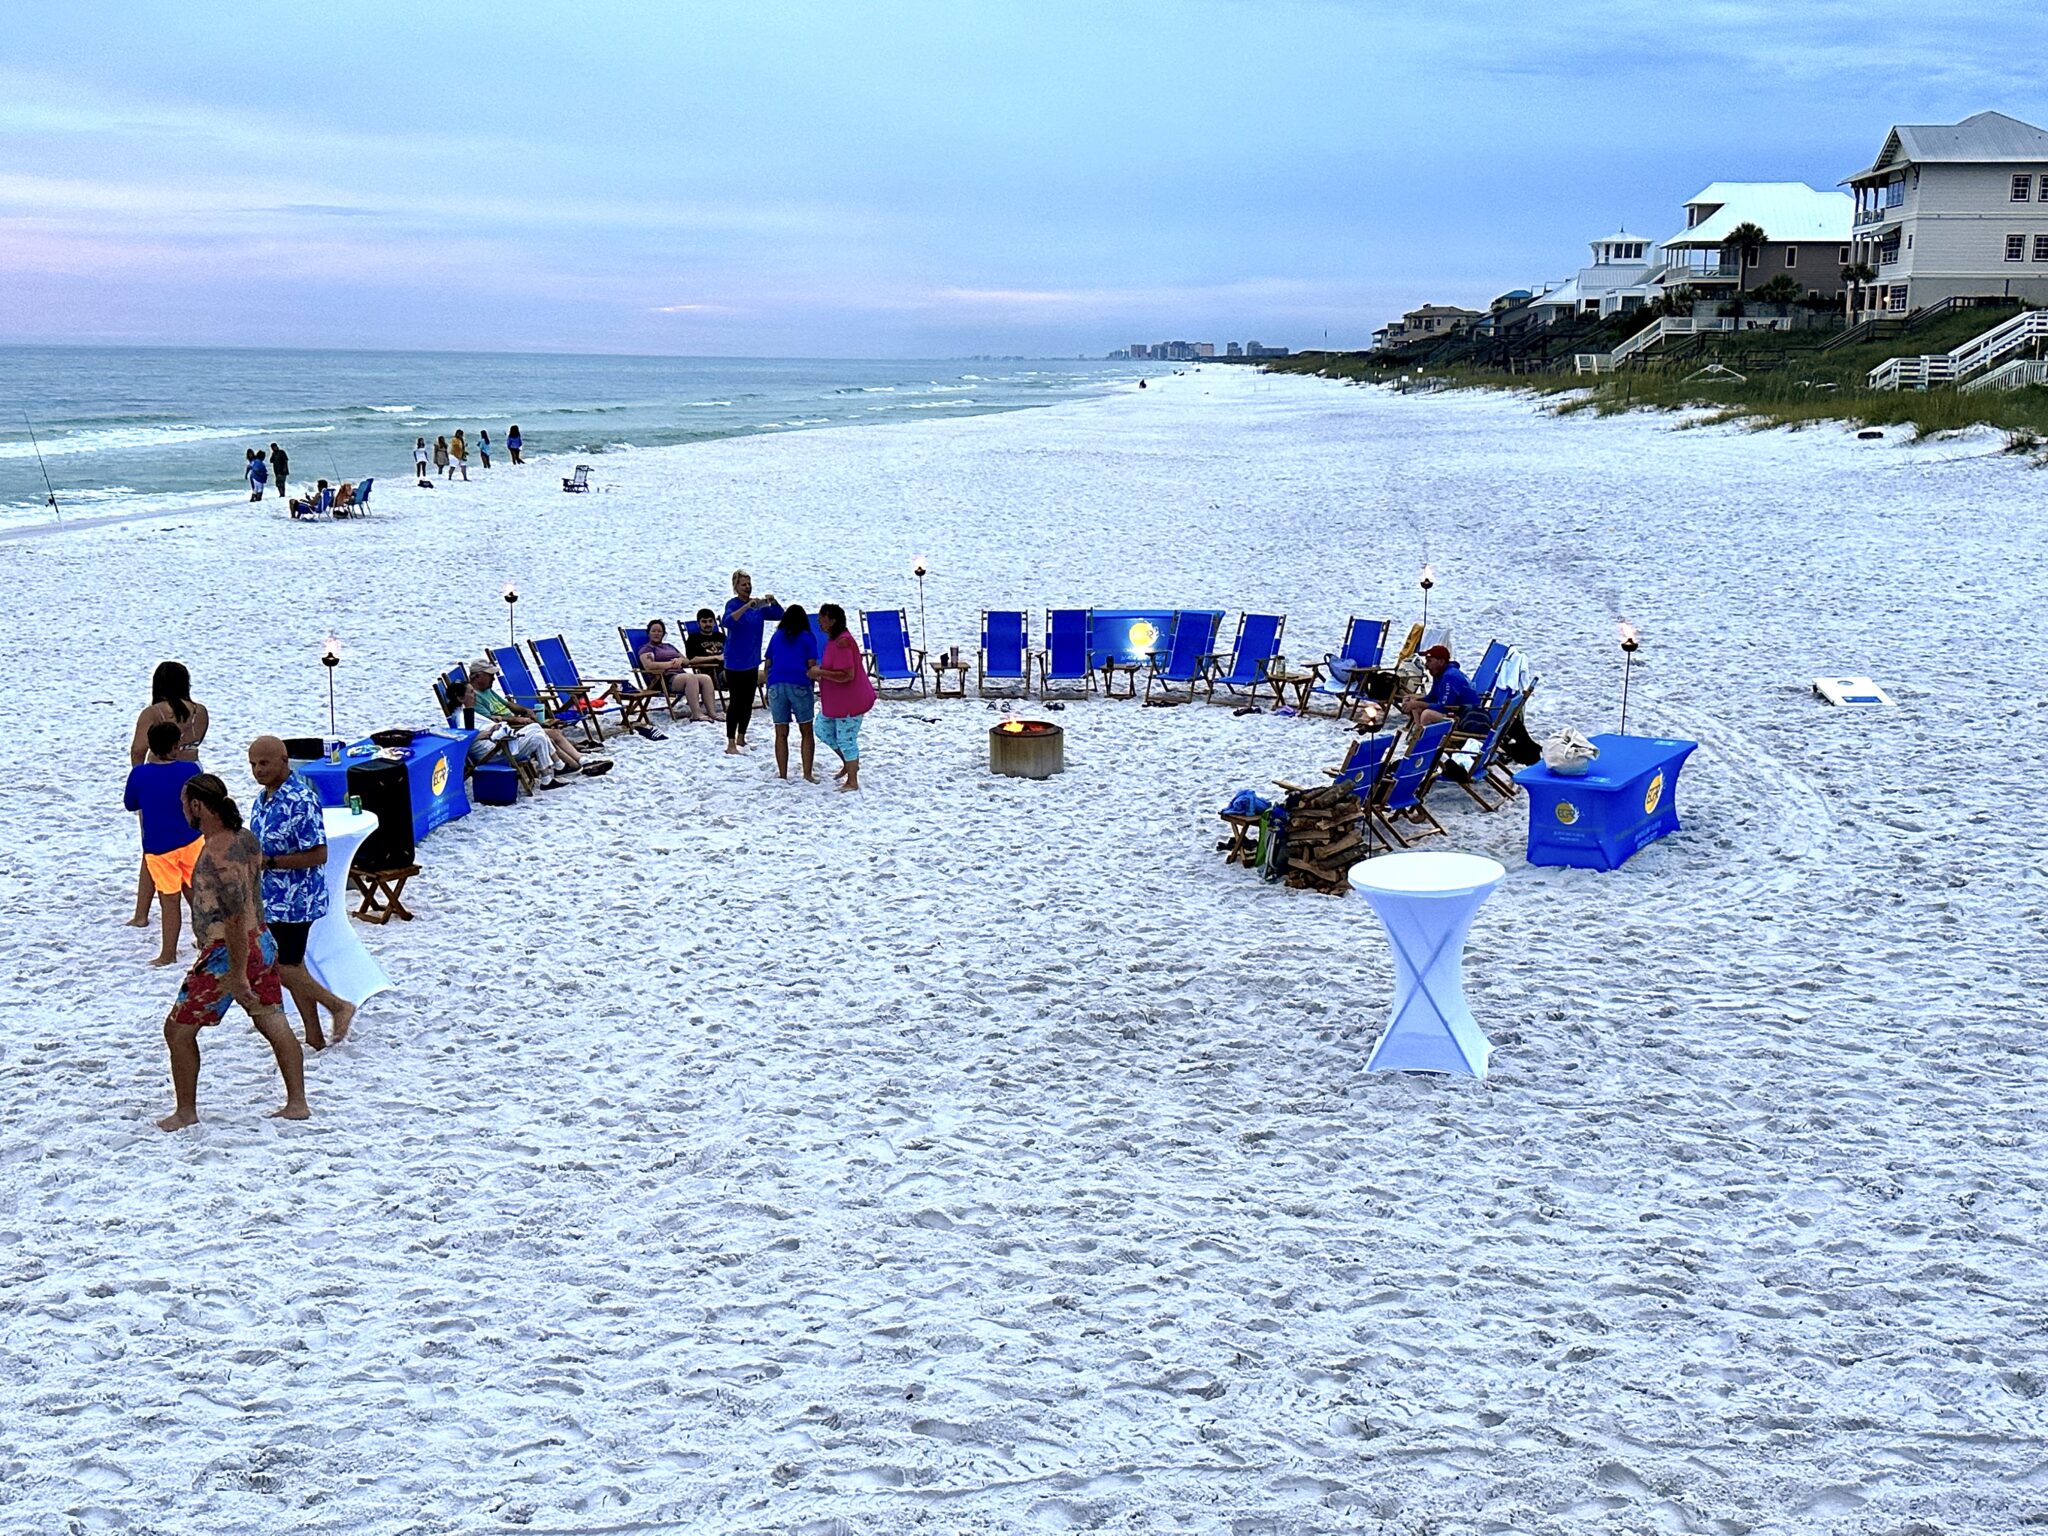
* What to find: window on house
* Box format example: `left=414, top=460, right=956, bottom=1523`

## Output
left=2014, top=174, right=2033, bottom=201
left=1839, top=245, right=1850, bottom=264
left=1884, top=180, right=1905, bottom=208
left=2008, top=234, right=2027, bottom=261
left=1785, top=247, right=1798, bottom=267
left=1888, top=287, right=1908, bottom=313
left=1744, top=247, right=1760, bottom=267
left=2034, top=235, right=2048, bottom=262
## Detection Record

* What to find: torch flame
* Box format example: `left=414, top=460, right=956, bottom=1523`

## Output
left=503, top=581, right=519, bottom=600
left=912, top=553, right=929, bottom=577
left=1419, top=562, right=1436, bottom=586
left=320, top=634, right=342, bottom=662
left=1618, top=620, right=1639, bottom=646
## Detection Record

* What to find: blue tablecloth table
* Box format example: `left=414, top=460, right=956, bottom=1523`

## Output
left=299, top=729, right=475, bottom=843
left=1515, top=733, right=1698, bottom=871
left=303, top=807, right=392, bottom=1006
left=1348, top=851, right=1506, bottom=1079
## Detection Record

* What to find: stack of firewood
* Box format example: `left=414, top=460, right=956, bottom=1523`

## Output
left=1279, top=781, right=1367, bottom=894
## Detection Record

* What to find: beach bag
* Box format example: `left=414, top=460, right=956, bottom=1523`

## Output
left=1541, top=729, right=1600, bottom=776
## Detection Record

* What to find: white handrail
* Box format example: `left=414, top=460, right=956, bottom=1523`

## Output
left=1870, top=308, right=2048, bottom=390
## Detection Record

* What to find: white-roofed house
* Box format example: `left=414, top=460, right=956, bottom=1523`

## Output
left=1845, top=110, right=2048, bottom=313
left=1529, top=232, right=1663, bottom=325
left=1657, top=183, right=1853, bottom=301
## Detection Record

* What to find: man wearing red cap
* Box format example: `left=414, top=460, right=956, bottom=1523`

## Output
left=1399, top=644, right=1488, bottom=732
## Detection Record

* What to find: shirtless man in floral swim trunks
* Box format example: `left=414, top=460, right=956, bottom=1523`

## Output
left=156, top=774, right=309, bottom=1132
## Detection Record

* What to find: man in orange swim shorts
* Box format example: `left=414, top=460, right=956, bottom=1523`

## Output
left=156, top=774, right=309, bottom=1132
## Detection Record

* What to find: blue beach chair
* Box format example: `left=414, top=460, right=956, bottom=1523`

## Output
left=529, top=633, right=655, bottom=741
left=1143, top=610, right=1223, bottom=702
left=978, top=609, right=1030, bottom=697
left=1037, top=608, right=1094, bottom=698
left=1328, top=732, right=1398, bottom=803
left=350, top=477, right=373, bottom=516
left=1306, top=617, right=1391, bottom=716
left=1443, top=685, right=1533, bottom=811
left=1468, top=640, right=1509, bottom=698
left=486, top=642, right=598, bottom=745
left=860, top=608, right=928, bottom=697
left=1367, top=720, right=1454, bottom=848
left=1206, top=612, right=1286, bottom=701
left=434, top=664, right=532, bottom=797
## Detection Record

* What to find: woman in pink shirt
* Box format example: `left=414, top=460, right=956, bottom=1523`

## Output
left=809, top=603, right=877, bottom=791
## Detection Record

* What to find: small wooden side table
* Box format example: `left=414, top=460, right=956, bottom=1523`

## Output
left=1266, top=669, right=1315, bottom=711
left=932, top=659, right=970, bottom=698
left=1101, top=661, right=1142, bottom=699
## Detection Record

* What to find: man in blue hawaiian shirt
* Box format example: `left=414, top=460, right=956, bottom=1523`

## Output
left=248, top=737, right=356, bottom=1050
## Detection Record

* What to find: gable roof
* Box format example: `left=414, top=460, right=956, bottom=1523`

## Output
left=1849, top=111, right=2048, bottom=181
left=1664, top=182, right=1851, bottom=248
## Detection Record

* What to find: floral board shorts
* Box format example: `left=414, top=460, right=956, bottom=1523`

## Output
left=167, top=929, right=283, bottom=1030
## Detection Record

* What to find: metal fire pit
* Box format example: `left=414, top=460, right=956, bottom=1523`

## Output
left=989, top=719, right=1064, bottom=779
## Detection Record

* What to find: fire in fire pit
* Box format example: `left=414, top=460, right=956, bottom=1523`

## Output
left=989, top=718, right=1064, bottom=778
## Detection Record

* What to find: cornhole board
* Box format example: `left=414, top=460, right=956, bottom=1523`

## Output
left=1813, top=676, right=1893, bottom=707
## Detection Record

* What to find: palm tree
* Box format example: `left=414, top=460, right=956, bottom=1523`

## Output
left=1653, top=284, right=1697, bottom=319
left=1721, top=221, right=1767, bottom=290
left=1840, top=261, right=1877, bottom=324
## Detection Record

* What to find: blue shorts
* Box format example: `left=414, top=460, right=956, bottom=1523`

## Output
left=766, top=682, right=815, bottom=725
left=817, top=713, right=863, bottom=761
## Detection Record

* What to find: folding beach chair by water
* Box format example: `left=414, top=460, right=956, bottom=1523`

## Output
left=1036, top=608, right=1093, bottom=698
left=1306, top=617, right=1391, bottom=716
left=485, top=643, right=597, bottom=746
left=562, top=465, right=591, bottom=493
left=861, top=608, right=928, bottom=697
left=1365, top=719, right=1454, bottom=848
left=1206, top=612, right=1285, bottom=701
left=978, top=609, right=1031, bottom=697
left=528, top=633, right=654, bottom=742
left=1143, top=610, right=1223, bottom=703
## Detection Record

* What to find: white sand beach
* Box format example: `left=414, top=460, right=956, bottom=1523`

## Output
left=4, top=367, right=2045, bottom=1534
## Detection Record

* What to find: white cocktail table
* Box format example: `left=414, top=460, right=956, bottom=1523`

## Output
left=1349, top=851, right=1506, bottom=1078
left=304, top=807, right=392, bottom=1006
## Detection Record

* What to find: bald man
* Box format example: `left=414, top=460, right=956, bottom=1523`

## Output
left=248, top=736, right=355, bottom=1049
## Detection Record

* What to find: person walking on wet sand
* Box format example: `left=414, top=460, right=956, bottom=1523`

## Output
left=156, top=774, right=308, bottom=1131
left=450, top=429, right=471, bottom=481
left=434, top=435, right=451, bottom=479
left=268, top=442, right=290, bottom=500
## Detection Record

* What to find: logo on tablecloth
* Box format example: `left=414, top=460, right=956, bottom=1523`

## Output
left=1643, top=772, right=1664, bottom=815
left=431, top=755, right=450, bottom=797
left=1127, top=619, right=1160, bottom=653
left=1554, top=801, right=1579, bottom=825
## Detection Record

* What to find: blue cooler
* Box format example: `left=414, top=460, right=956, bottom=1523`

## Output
left=472, top=761, right=521, bottom=806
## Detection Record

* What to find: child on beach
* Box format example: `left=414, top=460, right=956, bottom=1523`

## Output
left=811, top=603, right=876, bottom=791
left=414, top=437, right=431, bottom=486
left=245, top=448, right=267, bottom=502
left=125, top=721, right=203, bottom=965
left=763, top=605, right=820, bottom=782
left=434, top=436, right=451, bottom=478
left=450, top=430, right=470, bottom=480
left=506, top=425, right=523, bottom=464
left=478, top=430, right=491, bottom=468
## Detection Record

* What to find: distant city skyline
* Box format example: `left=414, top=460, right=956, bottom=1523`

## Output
left=4, top=1, right=2045, bottom=357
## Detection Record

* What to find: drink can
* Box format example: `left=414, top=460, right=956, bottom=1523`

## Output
left=347, top=794, right=363, bottom=816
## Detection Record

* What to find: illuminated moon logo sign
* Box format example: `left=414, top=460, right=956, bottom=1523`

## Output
left=1555, top=800, right=1580, bottom=826
left=1127, top=620, right=1160, bottom=654
left=431, top=755, right=450, bottom=797
left=1643, top=772, right=1665, bottom=816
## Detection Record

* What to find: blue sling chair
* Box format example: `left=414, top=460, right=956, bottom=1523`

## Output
left=1366, top=719, right=1455, bottom=849
left=1306, top=617, right=1391, bottom=717
left=1443, top=684, right=1535, bottom=811
left=485, top=642, right=599, bottom=747
left=528, top=633, right=654, bottom=741
left=1143, top=610, right=1223, bottom=703
left=1037, top=608, right=1094, bottom=698
left=860, top=608, right=928, bottom=697
left=1207, top=612, right=1286, bottom=701
left=1467, top=640, right=1510, bottom=699
left=618, top=623, right=682, bottom=720
left=978, top=609, right=1031, bottom=697
left=433, top=664, right=533, bottom=796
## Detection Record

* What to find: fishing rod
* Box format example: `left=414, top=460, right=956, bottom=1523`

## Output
left=22, top=413, right=60, bottom=522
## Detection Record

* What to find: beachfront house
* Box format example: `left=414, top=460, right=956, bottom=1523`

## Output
left=1528, top=233, right=1663, bottom=324
left=1376, top=304, right=1485, bottom=351
left=1657, top=183, right=1852, bottom=301
left=1845, top=110, right=2048, bottom=313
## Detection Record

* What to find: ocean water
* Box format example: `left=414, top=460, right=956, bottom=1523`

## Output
left=0, top=348, right=1155, bottom=527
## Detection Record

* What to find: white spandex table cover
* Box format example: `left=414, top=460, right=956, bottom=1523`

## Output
left=304, top=807, right=392, bottom=1007
left=1349, top=850, right=1506, bottom=1078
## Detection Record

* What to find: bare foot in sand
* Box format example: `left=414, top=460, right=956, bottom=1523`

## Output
left=270, top=1101, right=310, bottom=1121
left=150, top=951, right=178, bottom=967
left=725, top=742, right=741, bottom=755
left=304, top=1027, right=326, bottom=1052
left=157, top=1110, right=198, bottom=1132
left=329, top=1001, right=355, bottom=1045
left=839, top=781, right=860, bottom=792
left=804, top=772, right=820, bottom=783
left=126, top=915, right=151, bottom=929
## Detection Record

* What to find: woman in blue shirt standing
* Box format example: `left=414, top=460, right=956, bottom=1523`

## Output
left=720, top=569, right=782, bottom=756
left=762, top=605, right=820, bottom=782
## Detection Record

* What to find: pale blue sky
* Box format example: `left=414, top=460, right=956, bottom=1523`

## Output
left=3, top=0, right=2044, bottom=356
